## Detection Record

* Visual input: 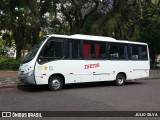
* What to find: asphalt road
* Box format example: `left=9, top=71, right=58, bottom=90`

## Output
left=0, top=79, right=160, bottom=120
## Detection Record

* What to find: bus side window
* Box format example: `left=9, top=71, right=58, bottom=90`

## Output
left=138, top=45, right=148, bottom=60
left=130, top=45, right=139, bottom=60
left=130, top=44, right=148, bottom=60
left=83, top=42, right=107, bottom=60
left=54, top=42, right=64, bottom=58
left=83, top=42, right=91, bottom=59
left=118, top=44, right=128, bottom=60
left=108, top=43, right=128, bottom=60
left=39, top=41, right=54, bottom=58
left=38, top=40, right=64, bottom=64
left=108, top=43, right=119, bottom=60
left=67, top=40, right=81, bottom=59
left=99, top=43, right=107, bottom=59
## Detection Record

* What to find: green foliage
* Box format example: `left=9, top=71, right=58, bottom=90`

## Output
left=82, top=11, right=103, bottom=35
left=0, top=0, right=160, bottom=61
left=140, top=28, right=160, bottom=62
left=0, top=57, right=22, bottom=70
left=1, top=32, right=14, bottom=47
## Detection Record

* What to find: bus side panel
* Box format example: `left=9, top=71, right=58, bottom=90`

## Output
left=34, top=62, right=51, bottom=85
left=126, top=61, right=150, bottom=80
left=34, top=60, right=83, bottom=85
left=82, top=60, right=131, bottom=82
left=34, top=60, right=150, bottom=85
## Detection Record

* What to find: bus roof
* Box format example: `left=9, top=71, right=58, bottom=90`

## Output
left=47, top=34, right=147, bottom=45
left=117, top=40, right=147, bottom=45
left=71, top=34, right=116, bottom=41
left=47, top=34, right=116, bottom=42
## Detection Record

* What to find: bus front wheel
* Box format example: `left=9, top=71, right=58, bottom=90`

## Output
left=115, top=73, right=125, bottom=86
left=48, top=76, right=63, bottom=91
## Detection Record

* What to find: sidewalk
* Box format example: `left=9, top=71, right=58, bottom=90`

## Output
left=148, top=69, right=160, bottom=79
left=0, top=71, right=19, bottom=87
left=0, top=70, right=160, bottom=88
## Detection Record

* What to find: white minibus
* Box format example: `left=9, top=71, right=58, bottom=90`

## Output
left=18, top=34, right=150, bottom=90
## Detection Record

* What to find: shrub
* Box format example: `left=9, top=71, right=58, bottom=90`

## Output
left=0, top=57, right=22, bottom=70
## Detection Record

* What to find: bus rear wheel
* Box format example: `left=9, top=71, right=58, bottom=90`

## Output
left=115, top=73, right=125, bottom=86
left=48, top=76, right=63, bottom=91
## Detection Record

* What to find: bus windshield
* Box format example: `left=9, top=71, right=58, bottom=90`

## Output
left=23, top=36, right=48, bottom=63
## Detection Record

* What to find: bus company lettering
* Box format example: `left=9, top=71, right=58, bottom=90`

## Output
left=84, top=63, right=100, bottom=69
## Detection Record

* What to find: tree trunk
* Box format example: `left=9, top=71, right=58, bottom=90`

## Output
left=13, top=27, right=24, bottom=59
left=16, top=44, right=23, bottom=60
left=32, top=27, right=40, bottom=45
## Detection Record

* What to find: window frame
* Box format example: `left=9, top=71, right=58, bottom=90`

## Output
left=66, top=39, right=82, bottom=60
left=130, top=44, right=148, bottom=61
left=37, top=37, right=148, bottom=63
left=108, top=42, right=129, bottom=60
left=82, top=40, right=108, bottom=60
left=37, top=37, right=66, bottom=64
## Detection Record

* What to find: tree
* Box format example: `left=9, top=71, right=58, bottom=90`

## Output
left=0, top=0, right=59, bottom=59
left=59, top=0, right=99, bottom=34
left=141, top=29, right=160, bottom=62
left=90, top=0, right=160, bottom=40
left=0, top=0, right=160, bottom=60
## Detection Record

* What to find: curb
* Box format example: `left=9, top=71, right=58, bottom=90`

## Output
left=0, top=69, right=159, bottom=89
left=0, top=84, right=18, bottom=89
left=0, top=77, right=159, bottom=89
left=0, top=80, right=23, bottom=89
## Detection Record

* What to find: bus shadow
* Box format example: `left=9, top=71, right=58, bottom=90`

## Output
left=63, top=81, right=143, bottom=90
left=17, top=84, right=48, bottom=92
left=17, top=81, right=143, bottom=92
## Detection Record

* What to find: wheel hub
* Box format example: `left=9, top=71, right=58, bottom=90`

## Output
left=52, top=79, right=60, bottom=88
left=118, top=77, right=123, bottom=84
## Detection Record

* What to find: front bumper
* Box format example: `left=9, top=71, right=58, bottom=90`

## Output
left=18, top=71, right=36, bottom=85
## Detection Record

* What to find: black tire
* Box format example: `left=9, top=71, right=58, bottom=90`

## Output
left=48, top=76, right=63, bottom=91
left=115, top=73, right=126, bottom=86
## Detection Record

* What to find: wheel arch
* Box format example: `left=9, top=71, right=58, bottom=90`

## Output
left=48, top=73, right=65, bottom=84
left=117, top=72, right=127, bottom=80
